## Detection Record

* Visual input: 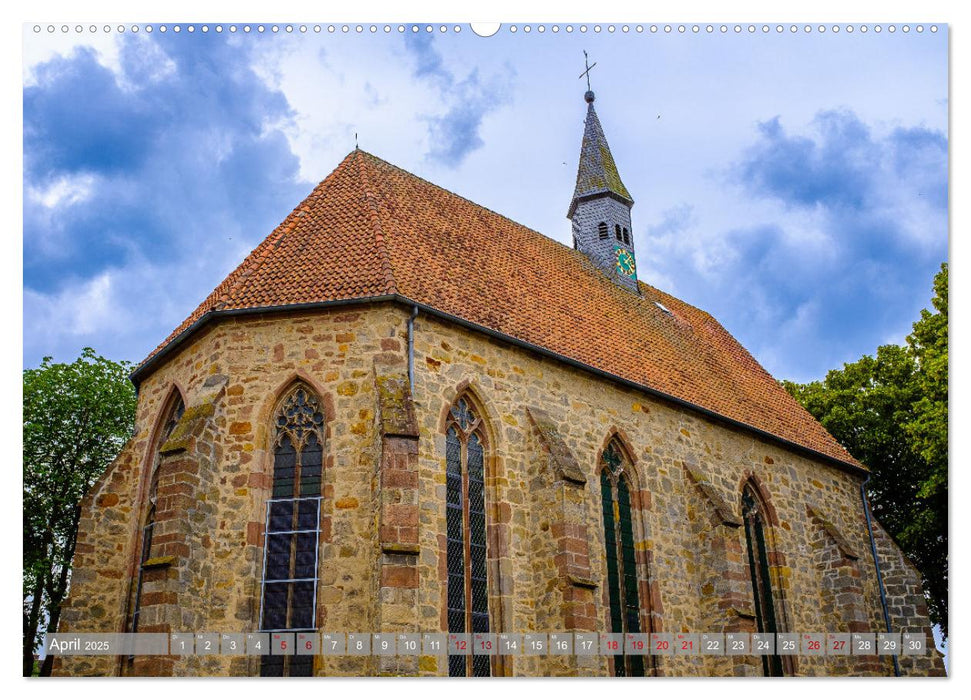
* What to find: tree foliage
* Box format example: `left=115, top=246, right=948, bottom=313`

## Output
left=783, top=262, right=948, bottom=638
left=23, top=348, right=137, bottom=676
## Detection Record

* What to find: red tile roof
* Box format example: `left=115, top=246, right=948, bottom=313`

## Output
left=138, top=150, right=861, bottom=470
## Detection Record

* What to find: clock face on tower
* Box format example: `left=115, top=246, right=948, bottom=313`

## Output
left=615, top=247, right=636, bottom=277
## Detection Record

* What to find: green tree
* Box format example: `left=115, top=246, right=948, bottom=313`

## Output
left=783, top=263, right=948, bottom=638
left=23, top=348, right=136, bottom=676
left=902, top=262, right=948, bottom=635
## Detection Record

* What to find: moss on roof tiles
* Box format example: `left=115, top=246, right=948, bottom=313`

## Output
left=571, top=103, right=632, bottom=207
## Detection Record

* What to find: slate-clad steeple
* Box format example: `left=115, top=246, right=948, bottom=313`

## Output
left=569, top=90, right=639, bottom=293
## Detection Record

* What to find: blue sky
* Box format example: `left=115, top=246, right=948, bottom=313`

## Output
left=22, top=23, right=947, bottom=383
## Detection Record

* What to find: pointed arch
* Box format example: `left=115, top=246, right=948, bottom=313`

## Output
left=596, top=428, right=650, bottom=510
left=257, top=380, right=327, bottom=677
left=596, top=428, right=639, bottom=479
left=135, top=384, right=187, bottom=507
left=255, top=371, right=333, bottom=451
left=440, top=385, right=505, bottom=677
left=438, top=380, right=498, bottom=448
left=738, top=473, right=780, bottom=526
left=126, top=385, right=186, bottom=644
left=596, top=431, right=650, bottom=677
left=740, top=477, right=789, bottom=676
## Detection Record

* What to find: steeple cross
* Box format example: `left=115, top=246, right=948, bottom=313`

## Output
left=579, top=50, right=597, bottom=91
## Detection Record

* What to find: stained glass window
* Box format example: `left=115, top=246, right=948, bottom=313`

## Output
left=599, top=440, right=644, bottom=677
left=445, top=396, right=491, bottom=677
left=742, top=483, right=784, bottom=677
left=260, top=385, right=325, bottom=677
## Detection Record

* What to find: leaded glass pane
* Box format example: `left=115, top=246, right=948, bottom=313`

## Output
left=290, top=581, right=315, bottom=629
left=471, top=578, right=489, bottom=624
left=265, top=533, right=293, bottom=581
left=296, top=498, right=319, bottom=531
left=288, top=655, right=314, bottom=677
left=260, top=654, right=284, bottom=677
left=262, top=582, right=288, bottom=631
left=299, top=432, right=323, bottom=497
left=601, top=470, right=623, bottom=634
left=294, top=532, right=317, bottom=579
left=472, top=653, right=490, bottom=677
left=273, top=434, right=297, bottom=498
left=447, top=574, right=466, bottom=614
left=618, top=477, right=644, bottom=676
left=269, top=500, right=294, bottom=532
left=467, top=434, right=489, bottom=643
left=448, top=654, right=466, bottom=677
left=618, top=478, right=641, bottom=632
left=139, top=519, right=154, bottom=567
left=445, top=425, right=466, bottom=665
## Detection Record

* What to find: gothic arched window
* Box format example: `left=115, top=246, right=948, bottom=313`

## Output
left=742, top=482, right=784, bottom=676
left=259, top=385, right=325, bottom=677
left=445, top=395, right=491, bottom=677
left=598, top=222, right=609, bottom=240
left=129, top=392, right=184, bottom=636
left=599, top=439, right=645, bottom=677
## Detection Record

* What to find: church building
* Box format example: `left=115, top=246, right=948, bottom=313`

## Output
left=54, top=86, right=943, bottom=677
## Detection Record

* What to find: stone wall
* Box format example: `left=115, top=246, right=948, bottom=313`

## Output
left=53, top=437, right=140, bottom=676
left=54, top=302, right=943, bottom=676
left=410, top=310, right=943, bottom=677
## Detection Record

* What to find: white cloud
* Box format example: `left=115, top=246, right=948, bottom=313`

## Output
left=22, top=26, right=122, bottom=87
left=26, top=173, right=98, bottom=209
left=249, top=35, right=435, bottom=184
left=24, top=271, right=120, bottom=343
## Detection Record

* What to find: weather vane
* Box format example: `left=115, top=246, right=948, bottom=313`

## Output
left=579, top=50, right=597, bottom=92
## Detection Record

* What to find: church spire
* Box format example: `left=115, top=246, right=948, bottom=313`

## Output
left=568, top=71, right=639, bottom=294
left=567, top=94, right=634, bottom=219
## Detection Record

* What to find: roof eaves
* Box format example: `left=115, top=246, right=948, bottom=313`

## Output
left=567, top=189, right=636, bottom=218
left=127, top=292, right=865, bottom=477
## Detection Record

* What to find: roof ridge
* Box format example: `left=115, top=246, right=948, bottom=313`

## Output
left=354, top=151, right=397, bottom=295
left=357, top=151, right=641, bottom=277
left=357, top=150, right=571, bottom=247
